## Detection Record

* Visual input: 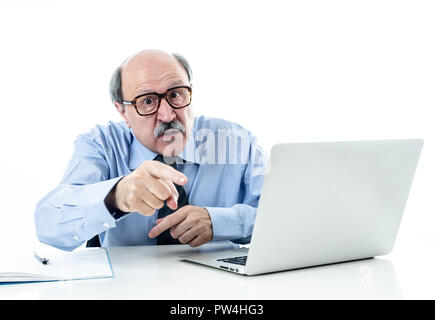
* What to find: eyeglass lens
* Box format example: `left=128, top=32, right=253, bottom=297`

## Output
left=135, top=87, right=191, bottom=115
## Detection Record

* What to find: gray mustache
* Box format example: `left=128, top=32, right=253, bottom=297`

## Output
left=153, top=121, right=186, bottom=138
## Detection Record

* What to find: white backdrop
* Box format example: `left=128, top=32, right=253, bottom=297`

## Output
left=0, top=0, right=434, bottom=298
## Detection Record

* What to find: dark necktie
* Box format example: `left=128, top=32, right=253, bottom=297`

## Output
left=153, top=154, right=189, bottom=245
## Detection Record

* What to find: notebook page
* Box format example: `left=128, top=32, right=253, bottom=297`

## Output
left=0, top=247, right=113, bottom=282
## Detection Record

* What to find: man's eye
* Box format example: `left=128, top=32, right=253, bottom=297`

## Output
left=145, top=97, right=154, bottom=105
left=170, top=92, right=180, bottom=99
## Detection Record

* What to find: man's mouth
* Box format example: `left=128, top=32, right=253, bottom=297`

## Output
left=161, top=129, right=181, bottom=142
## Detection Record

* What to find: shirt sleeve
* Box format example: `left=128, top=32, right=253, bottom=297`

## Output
left=34, top=135, right=124, bottom=251
left=205, top=135, right=268, bottom=244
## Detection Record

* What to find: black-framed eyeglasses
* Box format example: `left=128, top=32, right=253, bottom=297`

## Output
left=122, top=85, right=192, bottom=116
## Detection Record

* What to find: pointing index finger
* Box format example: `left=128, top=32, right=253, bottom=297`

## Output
left=148, top=160, right=188, bottom=185
left=148, top=208, right=188, bottom=239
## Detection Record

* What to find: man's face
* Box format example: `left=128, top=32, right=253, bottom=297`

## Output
left=115, top=51, right=194, bottom=156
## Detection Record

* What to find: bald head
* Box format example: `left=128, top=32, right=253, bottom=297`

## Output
left=109, top=50, right=191, bottom=103
left=122, top=50, right=179, bottom=74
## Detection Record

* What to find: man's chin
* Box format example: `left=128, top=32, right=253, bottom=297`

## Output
left=156, top=132, right=186, bottom=157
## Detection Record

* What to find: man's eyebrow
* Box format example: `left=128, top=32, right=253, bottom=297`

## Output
left=139, top=81, right=187, bottom=95
left=168, top=80, right=186, bottom=87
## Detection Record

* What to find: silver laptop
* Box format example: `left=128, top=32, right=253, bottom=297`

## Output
left=182, top=139, right=423, bottom=275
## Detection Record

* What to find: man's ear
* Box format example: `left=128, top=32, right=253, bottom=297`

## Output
left=114, top=101, right=130, bottom=128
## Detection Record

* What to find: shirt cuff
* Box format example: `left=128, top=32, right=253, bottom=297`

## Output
left=103, top=176, right=130, bottom=220
left=205, top=205, right=256, bottom=242
left=72, top=177, right=124, bottom=240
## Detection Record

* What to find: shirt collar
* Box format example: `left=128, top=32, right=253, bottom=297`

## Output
left=128, top=122, right=198, bottom=171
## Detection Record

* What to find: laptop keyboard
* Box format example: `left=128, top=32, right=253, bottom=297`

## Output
left=217, top=255, right=247, bottom=266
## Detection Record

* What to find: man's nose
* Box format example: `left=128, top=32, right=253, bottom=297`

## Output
left=156, top=98, right=176, bottom=123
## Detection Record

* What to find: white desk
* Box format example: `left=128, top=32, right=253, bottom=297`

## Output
left=0, top=241, right=415, bottom=300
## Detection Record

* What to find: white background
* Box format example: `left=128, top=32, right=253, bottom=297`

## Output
left=0, top=0, right=434, bottom=298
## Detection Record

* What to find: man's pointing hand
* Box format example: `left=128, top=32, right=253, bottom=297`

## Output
left=110, top=160, right=188, bottom=216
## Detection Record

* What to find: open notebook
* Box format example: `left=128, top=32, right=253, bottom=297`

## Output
left=0, top=247, right=113, bottom=283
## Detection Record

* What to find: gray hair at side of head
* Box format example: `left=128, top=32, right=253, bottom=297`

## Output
left=109, top=53, right=192, bottom=104
left=109, top=66, right=123, bottom=104
left=172, top=53, right=192, bottom=83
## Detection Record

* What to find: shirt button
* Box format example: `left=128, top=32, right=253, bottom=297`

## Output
left=102, top=222, right=110, bottom=229
left=73, top=235, right=79, bottom=241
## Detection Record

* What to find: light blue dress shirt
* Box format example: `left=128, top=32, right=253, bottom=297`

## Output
left=35, top=116, right=268, bottom=251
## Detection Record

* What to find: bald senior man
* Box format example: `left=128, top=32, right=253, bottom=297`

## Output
left=35, top=50, right=268, bottom=251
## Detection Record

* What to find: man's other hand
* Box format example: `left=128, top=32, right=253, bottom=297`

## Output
left=148, top=205, right=213, bottom=247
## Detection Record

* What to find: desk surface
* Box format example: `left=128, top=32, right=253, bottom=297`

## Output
left=0, top=242, right=432, bottom=300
